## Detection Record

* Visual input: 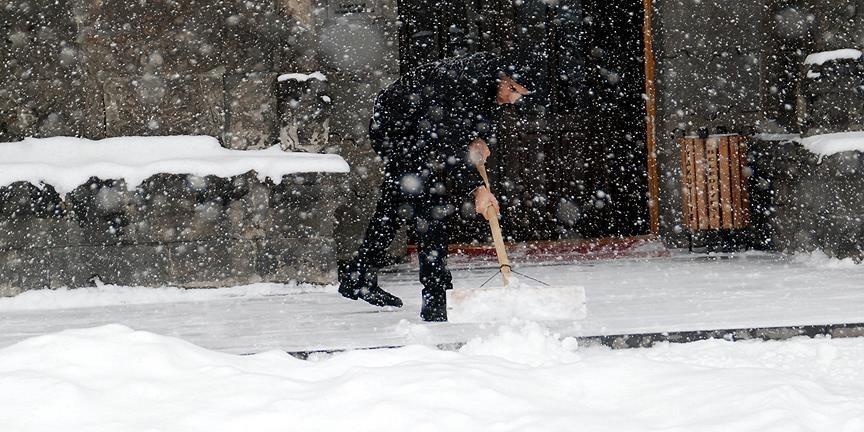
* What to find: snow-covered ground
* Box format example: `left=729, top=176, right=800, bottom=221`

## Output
left=1, top=251, right=863, bottom=354
left=0, top=323, right=862, bottom=431
left=0, top=281, right=329, bottom=311
left=1, top=251, right=864, bottom=430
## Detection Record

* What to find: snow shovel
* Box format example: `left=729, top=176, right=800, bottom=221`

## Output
left=446, top=163, right=587, bottom=322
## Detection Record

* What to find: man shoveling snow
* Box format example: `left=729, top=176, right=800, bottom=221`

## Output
left=338, top=52, right=532, bottom=322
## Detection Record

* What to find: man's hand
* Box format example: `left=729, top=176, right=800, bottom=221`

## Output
left=468, top=138, right=491, bottom=167
left=474, top=185, right=500, bottom=220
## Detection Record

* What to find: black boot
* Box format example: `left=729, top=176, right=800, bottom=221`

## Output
left=338, top=261, right=403, bottom=308
left=420, top=287, right=447, bottom=322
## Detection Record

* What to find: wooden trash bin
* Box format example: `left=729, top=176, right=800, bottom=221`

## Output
left=678, top=134, right=750, bottom=249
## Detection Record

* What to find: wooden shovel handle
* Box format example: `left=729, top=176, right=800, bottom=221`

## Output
left=477, top=163, right=511, bottom=284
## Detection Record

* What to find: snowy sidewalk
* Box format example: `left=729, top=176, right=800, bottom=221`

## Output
left=1, top=251, right=863, bottom=354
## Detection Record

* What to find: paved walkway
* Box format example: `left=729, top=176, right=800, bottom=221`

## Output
left=1, top=252, right=863, bottom=354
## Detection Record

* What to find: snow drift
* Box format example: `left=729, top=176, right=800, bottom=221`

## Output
left=0, top=324, right=862, bottom=432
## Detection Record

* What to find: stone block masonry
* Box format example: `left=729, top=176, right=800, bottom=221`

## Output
left=2, top=0, right=401, bottom=274
left=0, top=171, right=344, bottom=295
left=650, top=0, right=864, bottom=258
left=0, top=0, right=318, bottom=146
left=750, top=137, right=864, bottom=260
left=0, top=0, right=359, bottom=293
left=802, top=52, right=864, bottom=137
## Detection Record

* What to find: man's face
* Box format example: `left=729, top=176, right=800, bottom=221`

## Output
left=496, top=76, right=531, bottom=105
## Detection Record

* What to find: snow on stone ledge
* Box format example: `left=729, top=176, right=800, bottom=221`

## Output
left=277, top=71, right=327, bottom=82
left=804, top=48, right=862, bottom=65
left=800, top=131, right=864, bottom=158
left=0, top=135, right=350, bottom=194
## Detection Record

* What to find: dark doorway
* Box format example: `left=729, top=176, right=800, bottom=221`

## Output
left=396, top=0, right=650, bottom=243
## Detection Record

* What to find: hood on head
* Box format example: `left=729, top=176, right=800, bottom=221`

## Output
left=448, top=52, right=537, bottom=100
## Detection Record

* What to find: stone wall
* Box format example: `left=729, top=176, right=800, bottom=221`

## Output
left=755, top=1, right=864, bottom=260
left=309, top=0, right=401, bottom=260
left=750, top=2, right=864, bottom=259
left=0, top=170, right=344, bottom=296
left=801, top=56, right=864, bottom=137
left=0, top=0, right=322, bottom=146
left=0, top=0, right=357, bottom=293
left=652, top=0, right=864, bottom=259
left=749, top=139, right=864, bottom=259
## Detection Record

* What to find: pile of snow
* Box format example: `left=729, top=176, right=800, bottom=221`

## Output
left=277, top=71, right=327, bottom=82
left=459, top=320, right=580, bottom=365
left=393, top=319, right=434, bottom=344
left=0, top=282, right=335, bottom=311
left=800, top=131, right=864, bottom=158
left=448, top=277, right=586, bottom=323
left=0, top=136, right=349, bottom=194
left=792, top=250, right=860, bottom=269
left=1, top=324, right=863, bottom=431
left=804, top=48, right=863, bottom=65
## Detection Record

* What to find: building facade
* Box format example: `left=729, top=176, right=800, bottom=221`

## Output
left=2, top=0, right=864, bottom=293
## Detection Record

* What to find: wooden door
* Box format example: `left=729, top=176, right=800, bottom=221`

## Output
left=396, top=0, right=650, bottom=243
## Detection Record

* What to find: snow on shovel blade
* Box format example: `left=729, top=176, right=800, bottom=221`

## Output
left=447, top=276, right=586, bottom=323
left=454, top=164, right=586, bottom=322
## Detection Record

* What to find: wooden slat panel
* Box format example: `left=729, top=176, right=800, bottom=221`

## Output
left=718, top=136, right=734, bottom=229
left=694, top=138, right=709, bottom=231
left=688, top=140, right=699, bottom=230
left=680, top=134, right=750, bottom=233
left=682, top=138, right=699, bottom=231
left=677, top=138, right=692, bottom=230
left=728, top=136, right=742, bottom=228
left=736, top=137, right=751, bottom=228
left=706, top=137, right=721, bottom=229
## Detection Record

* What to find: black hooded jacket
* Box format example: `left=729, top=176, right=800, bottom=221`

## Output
left=368, top=52, right=507, bottom=197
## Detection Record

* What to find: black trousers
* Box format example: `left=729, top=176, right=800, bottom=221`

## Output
left=351, top=167, right=454, bottom=296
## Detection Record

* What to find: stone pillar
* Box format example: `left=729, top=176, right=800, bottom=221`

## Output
left=0, top=0, right=90, bottom=141
left=223, top=73, right=280, bottom=149
left=276, top=74, right=332, bottom=152
left=801, top=55, right=864, bottom=136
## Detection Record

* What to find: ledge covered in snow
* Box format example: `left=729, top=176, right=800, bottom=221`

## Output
left=804, top=48, right=863, bottom=65
left=0, top=136, right=349, bottom=194
left=800, top=131, right=864, bottom=158
left=277, top=71, right=327, bottom=82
